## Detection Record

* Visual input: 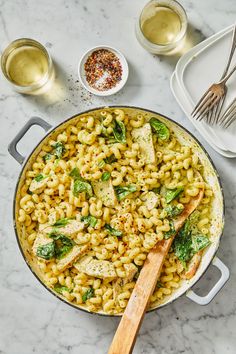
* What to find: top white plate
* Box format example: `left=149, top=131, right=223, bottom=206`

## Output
left=175, top=24, right=236, bottom=153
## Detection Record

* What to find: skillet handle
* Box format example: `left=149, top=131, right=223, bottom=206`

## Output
left=8, top=117, right=52, bottom=164
left=186, top=257, right=230, bottom=305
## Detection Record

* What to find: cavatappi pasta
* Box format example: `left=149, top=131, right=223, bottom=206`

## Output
left=17, top=108, right=213, bottom=314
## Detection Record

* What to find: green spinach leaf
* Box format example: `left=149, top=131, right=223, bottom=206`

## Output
left=104, top=154, right=117, bottom=164
left=192, top=234, right=211, bottom=253
left=149, top=118, right=170, bottom=141
left=27, top=189, right=33, bottom=195
left=34, top=173, right=47, bottom=182
left=134, top=265, right=142, bottom=280
left=165, top=187, right=184, bottom=204
left=113, top=120, right=126, bottom=143
left=115, top=185, right=137, bottom=201
left=54, top=283, right=72, bottom=294
left=82, top=287, right=94, bottom=302
left=173, top=219, right=210, bottom=266
left=53, top=142, right=66, bottom=159
left=151, top=187, right=161, bottom=194
left=53, top=217, right=74, bottom=227
left=173, top=221, right=192, bottom=266
left=56, top=244, right=73, bottom=259
left=73, top=179, right=93, bottom=197
left=69, top=168, right=93, bottom=197
left=69, top=167, right=83, bottom=180
left=43, top=142, right=66, bottom=162
left=36, top=242, right=55, bottom=260
left=81, top=215, right=97, bottom=228
left=164, top=220, right=176, bottom=239
left=105, top=224, right=123, bottom=237
left=49, top=233, right=74, bottom=259
left=165, top=205, right=184, bottom=217
left=101, top=172, right=111, bottom=181
left=188, top=210, right=201, bottom=227
left=43, top=153, right=52, bottom=162
left=157, top=281, right=164, bottom=288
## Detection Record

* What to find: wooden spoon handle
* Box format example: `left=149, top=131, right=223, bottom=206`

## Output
left=108, top=238, right=173, bottom=354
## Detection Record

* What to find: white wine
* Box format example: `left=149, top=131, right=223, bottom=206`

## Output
left=1, top=38, right=54, bottom=94
left=5, top=45, right=49, bottom=86
left=136, top=0, right=187, bottom=54
left=141, top=6, right=182, bottom=45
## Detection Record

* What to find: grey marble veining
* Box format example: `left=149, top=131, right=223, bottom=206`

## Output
left=0, top=1, right=236, bottom=353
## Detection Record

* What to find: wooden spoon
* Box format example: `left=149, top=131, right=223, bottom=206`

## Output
left=108, top=188, right=204, bottom=354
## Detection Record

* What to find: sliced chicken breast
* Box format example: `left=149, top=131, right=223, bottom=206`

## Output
left=74, top=258, right=117, bottom=279
left=141, top=191, right=160, bottom=210
left=131, top=123, right=156, bottom=164
left=93, top=180, right=117, bottom=207
left=42, top=220, right=84, bottom=236
left=56, top=245, right=88, bottom=272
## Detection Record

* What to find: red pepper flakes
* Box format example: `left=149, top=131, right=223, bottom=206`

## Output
left=84, top=49, right=123, bottom=91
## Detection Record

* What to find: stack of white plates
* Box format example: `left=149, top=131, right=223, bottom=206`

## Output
left=171, top=24, right=236, bottom=158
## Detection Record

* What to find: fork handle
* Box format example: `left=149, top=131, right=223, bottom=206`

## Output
left=220, top=62, right=236, bottom=84
left=220, top=24, right=236, bottom=79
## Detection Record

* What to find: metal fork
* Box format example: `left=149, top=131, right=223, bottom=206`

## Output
left=192, top=62, right=236, bottom=120
left=206, top=25, right=236, bottom=125
left=192, top=25, right=236, bottom=122
left=219, top=97, right=236, bottom=128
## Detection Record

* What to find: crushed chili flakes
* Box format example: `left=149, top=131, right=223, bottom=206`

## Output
left=84, top=49, right=123, bottom=91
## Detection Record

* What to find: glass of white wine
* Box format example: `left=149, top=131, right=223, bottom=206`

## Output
left=135, top=0, right=188, bottom=54
left=1, top=38, right=54, bottom=94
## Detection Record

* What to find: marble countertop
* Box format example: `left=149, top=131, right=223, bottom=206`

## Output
left=1, top=0, right=236, bottom=353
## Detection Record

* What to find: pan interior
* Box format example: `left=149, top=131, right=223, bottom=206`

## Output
left=14, top=106, right=224, bottom=315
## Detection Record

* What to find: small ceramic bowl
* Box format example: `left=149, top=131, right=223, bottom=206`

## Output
left=78, top=45, right=129, bottom=96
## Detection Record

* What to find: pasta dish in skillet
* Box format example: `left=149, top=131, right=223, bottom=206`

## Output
left=17, top=108, right=213, bottom=314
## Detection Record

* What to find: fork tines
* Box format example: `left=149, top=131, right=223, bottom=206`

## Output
left=219, top=98, right=236, bottom=128
left=191, top=85, right=223, bottom=121
left=206, top=96, right=224, bottom=125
